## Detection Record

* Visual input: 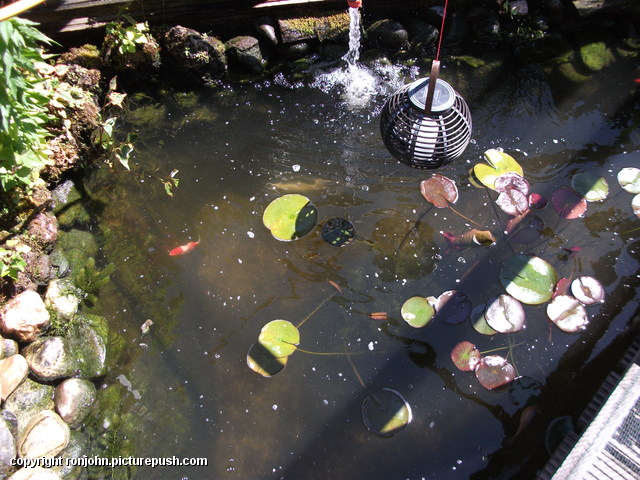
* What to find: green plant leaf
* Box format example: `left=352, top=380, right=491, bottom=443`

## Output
left=362, top=388, right=412, bottom=437
left=247, top=342, right=288, bottom=377
left=617, top=167, right=640, bottom=194
left=262, top=194, right=318, bottom=241
left=400, top=296, right=435, bottom=328
left=258, top=320, right=300, bottom=358
left=473, top=149, right=523, bottom=190
left=500, top=254, right=557, bottom=305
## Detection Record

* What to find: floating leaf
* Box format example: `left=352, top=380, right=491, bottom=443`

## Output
left=475, top=355, right=516, bottom=390
left=505, top=213, right=543, bottom=244
left=451, top=341, right=482, bottom=371
left=497, top=189, right=529, bottom=216
left=546, top=295, right=588, bottom=333
left=571, top=276, right=605, bottom=305
left=258, top=320, right=300, bottom=358
left=552, top=187, right=587, bottom=219
left=528, top=193, right=547, bottom=209
left=500, top=255, right=557, bottom=305
left=420, top=175, right=458, bottom=208
left=471, top=303, right=498, bottom=336
left=435, top=290, right=472, bottom=325
left=484, top=294, right=526, bottom=333
left=262, top=194, right=318, bottom=241
left=633, top=194, right=640, bottom=218
left=401, top=296, right=435, bottom=328
left=495, top=172, right=530, bottom=196
left=553, top=277, right=571, bottom=299
left=362, top=388, right=412, bottom=437
left=247, top=342, right=287, bottom=377
left=571, top=172, right=608, bottom=202
left=443, top=229, right=496, bottom=249
left=321, top=217, right=355, bottom=247
left=617, top=167, right=640, bottom=193
left=473, top=149, right=523, bottom=190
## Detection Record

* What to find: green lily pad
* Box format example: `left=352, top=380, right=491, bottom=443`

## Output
left=262, top=194, right=318, bottom=241
left=400, top=296, right=435, bottom=328
left=470, top=303, right=498, bottom=336
left=321, top=217, right=355, bottom=247
left=617, top=167, right=640, bottom=194
left=473, top=149, right=523, bottom=190
left=247, top=342, right=288, bottom=377
left=571, top=172, right=608, bottom=202
left=500, top=255, right=557, bottom=305
left=362, top=388, right=412, bottom=437
left=258, top=320, right=300, bottom=358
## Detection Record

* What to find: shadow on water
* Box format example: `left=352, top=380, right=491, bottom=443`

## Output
left=87, top=53, right=640, bottom=479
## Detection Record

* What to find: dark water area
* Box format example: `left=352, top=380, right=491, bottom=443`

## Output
left=85, top=56, right=640, bottom=480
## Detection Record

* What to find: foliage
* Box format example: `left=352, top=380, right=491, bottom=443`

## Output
left=105, top=17, right=153, bottom=56
left=0, top=242, right=28, bottom=279
left=0, top=18, right=55, bottom=193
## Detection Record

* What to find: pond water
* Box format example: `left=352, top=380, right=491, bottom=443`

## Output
left=85, top=53, right=640, bottom=480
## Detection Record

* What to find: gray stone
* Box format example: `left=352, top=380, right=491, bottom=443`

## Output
left=366, top=19, right=408, bottom=51
left=55, top=378, right=96, bottom=428
left=44, top=279, right=82, bottom=321
left=53, top=430, right=88, bottom=480
left=0, top=355, right=28, bottom=401
left=0, top=290, right=49, bottom=342
left=255, top=17, right=278, bottom=46
left=9, top=467, right=60, bottom=479
left=0, top=413, right=16, bottom=476
left=4, top=379, right=55, bottom=437
left=23, top=337, right=76, bottom=382
left=225, top=36, right=266, bottom=73
left=17, top=410, right=69, bottom=459
left=68, top=325, right=106, bottom=379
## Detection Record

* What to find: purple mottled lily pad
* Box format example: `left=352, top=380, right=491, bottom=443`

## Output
left=495, top=173, right=530, bottom=196
left=571, top=276, right=605, bottom=305
left=546, top=295, right=589, bottom=333
left=420, top=175, right=458, bottom=208
left=528, top=193, right=547, bottom=209
left=485, top=294, right=526, bottom=333
left=497, top=189, right=529, bottom=216
left=476, top=355, right=516, bottom=390
left=505, top=213, right=543, bottom=244
left=552, top=187, right=587, bottom=219
left=435, top=290, right=472, bottom=325
left=451, top=341, right=482, bottom=371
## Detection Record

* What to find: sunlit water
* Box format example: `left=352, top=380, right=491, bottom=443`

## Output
left=85, top=55, right=640, bottom=479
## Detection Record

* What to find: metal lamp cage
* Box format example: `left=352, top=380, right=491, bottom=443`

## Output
left=380, top=76, right=472, bottom=169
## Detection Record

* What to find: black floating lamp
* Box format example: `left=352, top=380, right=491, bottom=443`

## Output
left=379, top=1, right=472, bottom=169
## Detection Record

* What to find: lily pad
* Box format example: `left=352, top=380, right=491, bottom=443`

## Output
left=571, top=172, right=608, bottom=202
left=401, top=296, right=435, bottom=328
left=546, top=295, right=589, bottom=333
left=484, top=294, right=526, bottom=333
left=321, top=217, right=355, bottom=247
left=552, top=187, right=587, bottom=219
left=475, top=355, right=516, bottom=390
left=617, top=167, right=640, bottom=193
left=497, top=189, right=529, bottom=216
left=553, top=277, right=571, bottom=299
left=473, top=149, right=523, bottom=190
left=495, top=172, right=530, bottom=196
left=435, top=290, right=472, bottom=325
left=420, top=174, right=458, bottom=208
left=247, top=342, right=288, bottom=377
left=500, top=255, right=557, bottom=305
left=262, top=194, right=318, bottom=241
left=633, top=194, right=640, bottom=218
left=451, top=341, right=482, bottom=371
left=443, top=229, right=496, bottom=249
left=505, top=213, right=543, bottom=244
left=362, top=388, right=412, bottom=437
left=258, top=320, right=300, bottom=358
left=571, top=276, right=605, bottom=305
left=528, top=193, right=547, bottom=209
left=471, top=303, right=498, bottom=336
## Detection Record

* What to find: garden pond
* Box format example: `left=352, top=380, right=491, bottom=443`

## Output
left=81, top=54, right=640, bottom=479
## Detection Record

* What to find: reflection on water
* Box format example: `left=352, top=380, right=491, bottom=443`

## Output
left=86, top=58, right=640, bottom=479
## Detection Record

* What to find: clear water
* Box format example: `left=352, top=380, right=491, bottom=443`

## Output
left=86, top=56, right=640, bottom=479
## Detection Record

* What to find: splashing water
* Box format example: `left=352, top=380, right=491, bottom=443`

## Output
left=311, top=6, right=411, bottom=110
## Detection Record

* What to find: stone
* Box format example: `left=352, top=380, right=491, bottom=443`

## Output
left=26, top=212, right=58, bottom=251
left=55, top=378, right=96, bottom=428
left=225, top=36, right=266, bottom=73
left=255, top=17, right=278, bottom=46
left=48, top=248, right=70, bottom=279
left=580, top=41, right=615, bottom=71
left=9, top=467, right=60, bottom=479
left=4, top=379, right=55, bottom=438
left=68, top=325, right=106, bottom=378
left=17, top=410, right=69, bottom=459
left=52, top=430, right=88, bottom=479
left=0, top=413, right=16, bottom=477
left=509, top=0, right=529, bottom=16
left=44, top=279, right=82, bottom=321
left=0, top=355, right=28, bottom=401
left=278, top=41, right=311, bottom=59
left=366, top=19, right=408, bottom=51
left=162, top=26, right=227, bottom=86
left=0, top=290, right=49, bottom=342
left=23, top=249, right=53, bottom=287
left=278, top=12, right=349, bottom=44
left=23, top=337, right=75, bottom=382
left=0, top=337, right=18, bottom=359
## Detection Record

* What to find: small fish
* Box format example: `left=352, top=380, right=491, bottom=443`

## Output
left=328, top=280, right=342, bottom=293
left=169, top=240, right=200, bottom=256
left=368, top=312, right=388, bottom=321
left=635, top=79, right=640, bottom=84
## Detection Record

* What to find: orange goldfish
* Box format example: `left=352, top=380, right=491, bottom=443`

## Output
left=169, top=240, right=199, bottom=256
